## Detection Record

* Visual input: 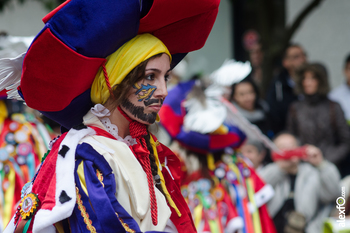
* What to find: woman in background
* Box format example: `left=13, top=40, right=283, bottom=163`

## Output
left=231, top=78, right=273, bottom=138
left=287, top=63, right=350, bottom=175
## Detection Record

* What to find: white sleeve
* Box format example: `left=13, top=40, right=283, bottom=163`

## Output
left=164, top=219, right=179, bottom=233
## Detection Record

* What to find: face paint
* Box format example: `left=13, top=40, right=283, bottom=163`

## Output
left=133, top=83, right=157, bottom=102
left=144, top=98, right=164, bottom=107
left=121, top=98, right=157, bottom=124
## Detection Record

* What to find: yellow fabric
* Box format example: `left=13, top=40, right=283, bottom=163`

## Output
left=3, top=164, right=15, bottom=227
left=193, top=204, right=203, bottom=228
left=91, top=33, right=172, bottom=104
left=246, top=177, right=262, bottom=233
left=207, top=153, right=216, bottom=171
left=54, top=222, right=65, bottom=233
left=77, top=161, right=88, bottom=195
left=208, top=219, right=220, bottom=233
left=0, top=101, right=8, bottom=131
left=211, top=124, right=228, bottom=135
left=149, top=136, right=181, bottom=217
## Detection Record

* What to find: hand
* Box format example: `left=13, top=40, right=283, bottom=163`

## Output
left=305, top=145, right=324, bottom=167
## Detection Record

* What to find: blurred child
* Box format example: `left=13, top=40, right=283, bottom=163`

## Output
left=241, top=138, right=267, bottom=173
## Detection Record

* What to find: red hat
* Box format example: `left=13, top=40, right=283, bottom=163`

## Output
left=0, top=0, right=220, bottom=129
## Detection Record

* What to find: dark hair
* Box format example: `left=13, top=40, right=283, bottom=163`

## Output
left=105, top=53, right=165, bottom=195
left=230, top=78, right=260, bottom=109
left=295, top=63, right=330, bottom=97
left=105, top=53, right=163, bottom=109
left=282, top=43, right=306, bottom=60
left=345, top=53, right=350, bottom=68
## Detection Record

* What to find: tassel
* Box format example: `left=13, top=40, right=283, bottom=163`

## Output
left=0, top=52, right=26, bottom=101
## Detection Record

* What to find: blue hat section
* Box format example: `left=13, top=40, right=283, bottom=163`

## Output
left=46, top=0, right=140, bottom=58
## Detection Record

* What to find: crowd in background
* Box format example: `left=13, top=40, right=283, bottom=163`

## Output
left=237, top=44, right=350, bottom=232
left=165, top=43, right=350, bottom=232
left=1, top=31, right=350, bottom=232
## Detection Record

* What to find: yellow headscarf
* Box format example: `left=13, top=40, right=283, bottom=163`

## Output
left=91, top=33, right=172, bottom=104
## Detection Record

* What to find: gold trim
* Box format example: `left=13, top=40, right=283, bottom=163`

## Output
left=96, top=169, right=104, bottom=187
left=75, top=187, right=97, bottom=233
left=154, top=140, right=160, bottom=147
left=115, top=213, right=136, bottom=233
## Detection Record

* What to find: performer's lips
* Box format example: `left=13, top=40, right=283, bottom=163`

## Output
left=148, top=105, right=162, bottom=111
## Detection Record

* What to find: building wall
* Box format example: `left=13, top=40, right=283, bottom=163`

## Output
left=287, top=0, right=350, bottom=89
left=0, top=0, right=233, bottom=78
left=185, top=0, right=233, bottom=78
left=0, top=1, right=48, bottom=36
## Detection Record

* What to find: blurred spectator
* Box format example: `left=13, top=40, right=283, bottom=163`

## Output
left=260, top=132, right=340, bottom=233
left=231, top=78, right=273, bottom=138
left=266, top=44, right=307, bottom=134
left=241, top=138, right=267, bottom=172
left=287, top=63, right=350, bottom=173
left=329, top=53, right=350, bottom=125
left=247, top=43, right=264, bottom=92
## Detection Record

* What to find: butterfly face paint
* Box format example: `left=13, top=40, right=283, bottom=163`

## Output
left=133, top=83, right=157, bottom=104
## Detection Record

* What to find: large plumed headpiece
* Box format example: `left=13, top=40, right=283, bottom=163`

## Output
left=0, top=0, right=220, bottom=129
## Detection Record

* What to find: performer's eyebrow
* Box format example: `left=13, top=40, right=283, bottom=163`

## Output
left=145, top=68, right=172, bottom=73
left=145, top=68, right=160, bottom=73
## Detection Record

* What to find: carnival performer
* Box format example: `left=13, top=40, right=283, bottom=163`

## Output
left=159, top=60, right=277, bottom=233
left=0, top=91, right=51, bottom=232
left=0, top=0, right=220, bottom=232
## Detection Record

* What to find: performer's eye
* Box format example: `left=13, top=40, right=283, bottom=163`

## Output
left=165, top=74, right=171, bottom=82
left=145, top=74, right=154, bottom=80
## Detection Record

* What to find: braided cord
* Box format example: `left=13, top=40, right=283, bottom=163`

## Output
left=102, top=63, right=115, bottom=98
left=117, top=106, right=158, bottom=225
left=138, top=137, right=158, bottom=225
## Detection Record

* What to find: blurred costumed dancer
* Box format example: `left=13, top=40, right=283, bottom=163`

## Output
left=159, top=60, right=277, bottom=233
left=0, top=0, right=220, bottom=232
left=0, top=91, right=51, bottom=231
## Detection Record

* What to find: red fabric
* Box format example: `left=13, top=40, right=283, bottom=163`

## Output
left=271, top=146, right=307, bottom=161
left=32, top=134, right=67, bottom=211
left=139, top=0, right=220, bottom=54
left=116, top=106, right=158, bottom=225
left=153, top=135, right=187, bottom=182
left=42, top=0, right=71, bottom=23
left=91, top=126, right=196, bottom=232
left=0, top=89, right=6, bottom=99
left=209, top=132, right=240, bottom=150
left=20, top=28, right=106, bottom=111
left=12, top=171, right=25, bottom=218
left=156, top=142, right=183, bottom=188
left=160, top=162, right=197, bottom=233
left=249, top=167, right=277, bottom=233
left=158, top=105, right=183, bottom=137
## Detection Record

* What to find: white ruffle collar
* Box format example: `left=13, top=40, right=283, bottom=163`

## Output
left=91, top=104, right=137, bottom=146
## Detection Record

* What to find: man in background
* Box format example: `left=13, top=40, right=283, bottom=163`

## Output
left=266, top=44, right=307, bottom=135
left=260, top=132, right=340, bottom=233
left=329, top=53, right=350, bottom=125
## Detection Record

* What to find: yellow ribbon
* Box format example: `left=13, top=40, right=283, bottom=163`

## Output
left=3, top=163, right=15, bottom=227
left=246, top=177, right=262, bottom=233
left=149, top=136, right=181, bottom=217
left=91, top=33, right=172, bottom=105
left=207, top=153, right=216, bottom=171
left=193, top=204, right=203, bottom=228
left=0, top=100, right=8, bottom=132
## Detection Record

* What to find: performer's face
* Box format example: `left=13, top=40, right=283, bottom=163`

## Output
left=121, top=53, right=171, bottom=125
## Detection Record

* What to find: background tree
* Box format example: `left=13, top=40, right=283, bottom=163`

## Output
left=232, top=0, right=325, bottom=97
